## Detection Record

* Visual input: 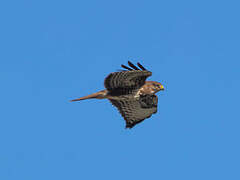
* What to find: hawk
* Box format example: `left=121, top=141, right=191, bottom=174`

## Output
left=71, top=61, right=164, bottom=128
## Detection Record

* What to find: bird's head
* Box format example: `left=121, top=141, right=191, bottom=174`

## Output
left=147, top=81, right=165, bottom=93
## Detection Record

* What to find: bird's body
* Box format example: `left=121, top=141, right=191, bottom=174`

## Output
left=71, top=61, right=164, bottom=128
left=70, top=81, right=161, bottom=101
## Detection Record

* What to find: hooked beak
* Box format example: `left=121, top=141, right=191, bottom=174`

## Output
left=160, top=84, right=165, bottom=90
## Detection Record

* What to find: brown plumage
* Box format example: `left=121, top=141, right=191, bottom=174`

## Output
left=70, top=61, right=164, bottom=128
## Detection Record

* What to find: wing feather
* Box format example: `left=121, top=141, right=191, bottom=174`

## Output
left=109, top=94, right=158, bottom=128
left=104, top=62, right=152, bottom=96
left=121, top=64, right=133, bottom=71
left=137, top=62, right=147, bottom=70
left=128, top=61, right=140, bottom=70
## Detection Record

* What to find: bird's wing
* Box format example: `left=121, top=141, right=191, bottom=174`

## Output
left=109, top=94, right=158, bottom=128
left=104, top=61, right=152, bottom=96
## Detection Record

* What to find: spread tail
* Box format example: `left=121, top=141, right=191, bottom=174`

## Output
left=70, top=90, right=107, bottom=102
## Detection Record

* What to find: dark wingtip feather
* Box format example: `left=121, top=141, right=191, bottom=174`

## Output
left=121, top=64, right=133, bottom=71
left=125, top=124, right=133, bottom=129
left=137, top=62, right=147, bottom=70
left=128, top=61, right=140, bottom=70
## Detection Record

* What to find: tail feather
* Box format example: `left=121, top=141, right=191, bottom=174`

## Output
left=70, top=90, right=107, bottom=102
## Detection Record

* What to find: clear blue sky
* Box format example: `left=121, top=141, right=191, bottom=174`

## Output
left=0, top=0, right=240, bottom=179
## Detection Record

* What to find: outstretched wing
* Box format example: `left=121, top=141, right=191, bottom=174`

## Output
left=104, top=61, right=152, bottom=96
left=109, top=94, right=158, bottom=128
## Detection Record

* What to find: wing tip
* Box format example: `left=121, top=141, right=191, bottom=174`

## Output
left=125, top=124, right=134, bottom=129
left=121, top=64, right=133, bottom=71
left=121, top=61, right=148, bottom=71
left=127, top=61, right=140, bottom=70
left=137, top=62, right=147, bottom=71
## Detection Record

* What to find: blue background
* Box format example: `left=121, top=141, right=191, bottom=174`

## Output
left=1, top=0, right=240, bottom=179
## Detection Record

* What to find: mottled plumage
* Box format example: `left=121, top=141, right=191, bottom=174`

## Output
left=71, top=61, right=164, bottom=128
left=110, top=94, right=158, bottom=128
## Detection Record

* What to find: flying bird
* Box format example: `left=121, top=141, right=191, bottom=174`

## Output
left=71, top=61, right=164, bottom=128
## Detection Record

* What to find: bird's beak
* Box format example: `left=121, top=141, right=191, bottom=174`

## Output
left=160, top=85, right=165, bottom=90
